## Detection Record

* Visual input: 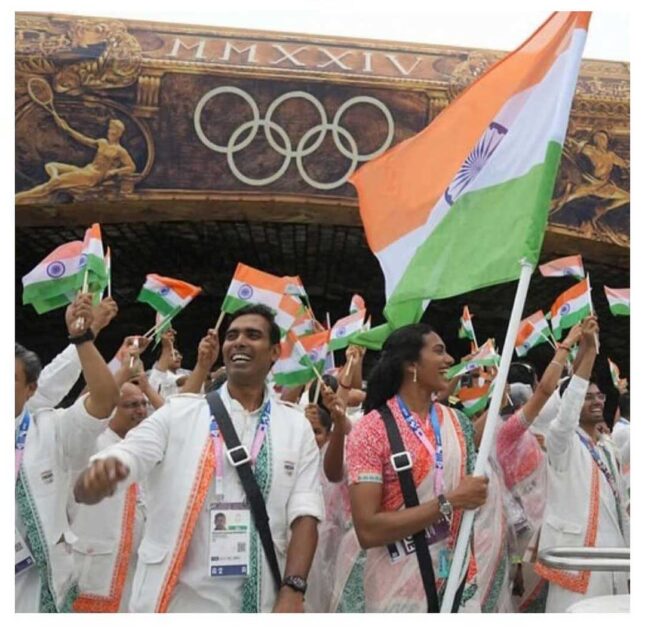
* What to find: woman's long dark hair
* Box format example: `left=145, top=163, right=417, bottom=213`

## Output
left=364, top=323, right=435, bottom=413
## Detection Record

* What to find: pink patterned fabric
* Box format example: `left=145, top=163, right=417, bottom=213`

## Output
left=346, top=397, right=438, bottom=512
left=496, top=412, right=544, bottom=489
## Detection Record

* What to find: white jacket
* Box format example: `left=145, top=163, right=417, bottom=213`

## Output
left=536, top=376, right=629, bottom=593
left=91, top=389, right=324, bottom=612
left=16, top=394, right=110, bottom=611
left=27, top=344, right=82, bottom=413
left=71, top=429, right=145, bottom=612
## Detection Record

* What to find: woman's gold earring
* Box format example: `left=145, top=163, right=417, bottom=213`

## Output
left=413, top=368, right=418, bottom=383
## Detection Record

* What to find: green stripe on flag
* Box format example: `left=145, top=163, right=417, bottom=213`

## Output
left=445, top=356, right=499, bottom=380
left=273, top=368, right=316, bottom=387
left=609, top=303, right=630, bottom=316
left=137, top=290, right=177, bottom=316
left=23, top=273, right=85, bottom=304
left=386, top=141, right=562, bottom=327
left=551, top=303, right=592, bottom=339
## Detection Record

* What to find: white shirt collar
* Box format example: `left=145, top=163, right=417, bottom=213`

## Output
left=219, top=382, right=270, bottom=416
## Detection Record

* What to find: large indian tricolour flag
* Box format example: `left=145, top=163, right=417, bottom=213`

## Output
left=351, top=12, right=591, bottom=331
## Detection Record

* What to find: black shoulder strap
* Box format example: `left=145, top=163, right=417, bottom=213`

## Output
left=379, top=403, right=439, bottom=613
left=205, top=390, right=282, bottom=592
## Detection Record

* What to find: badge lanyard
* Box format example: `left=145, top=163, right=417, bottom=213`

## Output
left=210, top=400, right=271, bottom=497
left=15, top=411, right=31, bottom=482
left=577, top=432, right=624, bottom=532
left=396, top=396, right=444, bottom=496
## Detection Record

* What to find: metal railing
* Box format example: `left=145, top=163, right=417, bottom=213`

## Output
left=538, top=547, right=630, bottom=573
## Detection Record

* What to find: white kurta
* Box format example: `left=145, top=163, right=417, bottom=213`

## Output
left=16, top=394, right=111, bottom=612
left=540, top=376, right=629, bottom=613
left=71, top=428, right=146, bottom=612
left=91, top=385, right=324, bottom=612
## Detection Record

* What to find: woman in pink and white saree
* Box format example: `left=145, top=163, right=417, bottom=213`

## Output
left=340, top=324, right=489, bottom=612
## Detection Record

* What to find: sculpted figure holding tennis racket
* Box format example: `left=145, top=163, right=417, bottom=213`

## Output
left=16, top=78, right=136, bottom=204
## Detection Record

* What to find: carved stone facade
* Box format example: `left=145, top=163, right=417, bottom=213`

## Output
left=15, top=12, right=630, bottom=388
left=15, top=12, right=629, bottom=259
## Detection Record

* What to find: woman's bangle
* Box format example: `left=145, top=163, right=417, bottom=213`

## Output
left=338, top=381, right=352, bottom=390
left=551, top=359, right=566, bottom=368
left=556, top=343, right=572, bottom=352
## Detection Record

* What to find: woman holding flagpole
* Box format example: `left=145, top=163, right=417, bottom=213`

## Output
left=338, top=324, right=488, bottom=612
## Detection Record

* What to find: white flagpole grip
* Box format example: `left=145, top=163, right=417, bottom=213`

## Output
left=440, top=259, right=534, bottom=612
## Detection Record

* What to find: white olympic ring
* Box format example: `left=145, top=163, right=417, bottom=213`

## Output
left=193, top=87, right=395, bottom=190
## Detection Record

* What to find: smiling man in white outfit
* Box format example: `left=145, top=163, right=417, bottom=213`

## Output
left=74, top=304, right=323, bottom=613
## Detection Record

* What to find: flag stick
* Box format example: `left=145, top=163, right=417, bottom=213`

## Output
left=107, top=272, right=111, bottom=299
left=313, top=377, right=322, bottom=405
left=345, top=354, right=355, bottom=380
left=214, top=310, right=226, bottom=334
left=586, top=273, right=600, bottom=354
left=527, top=320, right=558, bottom=350
left=75, top=267, right=90, bottom=330
left=470, top=312, right=480, bottom=351
left=311, top=362, right=325, bottom=384
left=129, top=337, right=139, bottom=369
left=440, top=259, right=534, bottom=612
left=143, top=312, right=173, bottom=339
left=539, top=330, right=558, bottom=350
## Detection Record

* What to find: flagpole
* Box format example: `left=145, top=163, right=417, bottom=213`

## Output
left=143, top=311, right=174, bottom=339
left=75, top=267, right=90, bottom=330
left=527, top=320, right=558, bottom=350
left=214, top=310, right=226, bottom=334
left=313, top=378, right=322, bottom=405
left=440, top=259, right=534, bottom=612
left=586, top=273, right=600, bottom=354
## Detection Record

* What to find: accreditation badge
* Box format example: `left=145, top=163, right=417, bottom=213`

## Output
left=386, top=520, right=451, bottom=564
left=209, top=503, right=251, bottom=577
left=15, top=528, right=35, bottom=575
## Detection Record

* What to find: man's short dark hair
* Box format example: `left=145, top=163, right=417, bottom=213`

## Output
left=15, top=343, right=42, bottom=385
left=227, top=304, right=281, bottom=345
left=618, top=392, right=629, bottom=419
left=509, top=362, right=537, bottom=387
left=308, top=374, right=338, bottom=404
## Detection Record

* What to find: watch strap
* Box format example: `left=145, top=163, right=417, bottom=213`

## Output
left=68, top=328, right=95, bottom=345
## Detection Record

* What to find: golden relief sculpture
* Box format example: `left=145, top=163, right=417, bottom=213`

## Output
left=16, top=15, right=142, bottom=95
left=15, top=78, right=136, bottom=204
left=550, top=126, right=629, bottom=243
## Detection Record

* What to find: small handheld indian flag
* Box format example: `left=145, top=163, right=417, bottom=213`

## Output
left=291, top=307, right=316, bottom=338
left=80, top=223, right=108, bottom=293
left=458, top=305, right=477, bottom=344
left=22, top=240, right=86, bottom=313
left=549, top=277, right=592, bottom=339
left=458, top=383, right=494, bottom=418
left=272, top=330, right=328, bottom=386
left=330, top=310, right=366, bottom=351
left=515, top=310, right=553, bottom=357
left=445, top=339, right=499, bottom=380
left=138, top=274, right=202, bottom=317
left=222, top=263, right=302, bottom=335
left=539, top=254, right=585, bottom=280
left=604, top=286, right=629, bottom=316
left=349, top=294, right=365, bottom=315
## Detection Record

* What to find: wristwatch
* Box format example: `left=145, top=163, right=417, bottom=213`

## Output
left=437, top=494, right=454, bottom=524
left=68, top=328, right=95, bottom=345
left=282, top=575, right=307, bottom=595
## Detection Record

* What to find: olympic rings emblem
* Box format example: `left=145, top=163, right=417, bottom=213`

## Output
left=194, top=87, right=395, bottom=190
